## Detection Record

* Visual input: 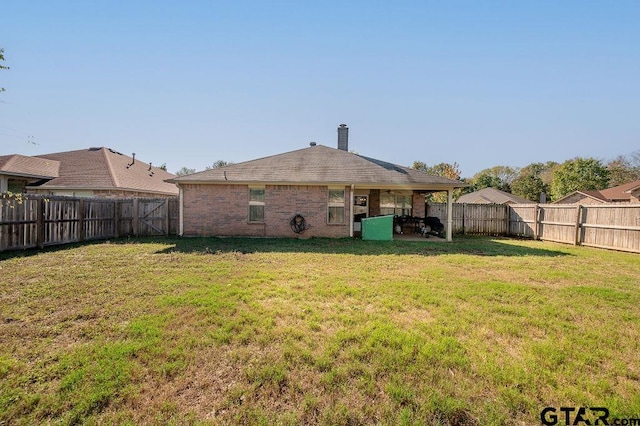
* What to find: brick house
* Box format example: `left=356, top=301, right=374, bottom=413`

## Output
left=170, top=125, right=468, bottom=240
left=553, top=179, right=640, bottom=204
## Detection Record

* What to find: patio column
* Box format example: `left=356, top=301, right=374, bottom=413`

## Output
left=0, top=177, right=8, bottom=193
left=178, top=186, right=184, bottom=236
left=446, top=188, right=453, bottom=241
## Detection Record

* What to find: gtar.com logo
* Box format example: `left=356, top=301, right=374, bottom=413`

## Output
left=540, top=407, right=640, bottom=426
left=540, top=407, right=609, bottom=425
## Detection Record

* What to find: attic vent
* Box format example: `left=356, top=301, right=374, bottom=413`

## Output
left=89, top=147, right=101, bottom=151
left=309, top=142, right=316, bottom=146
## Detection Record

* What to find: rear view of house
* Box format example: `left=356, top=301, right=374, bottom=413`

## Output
left=170, top=125, right=468, bottom=240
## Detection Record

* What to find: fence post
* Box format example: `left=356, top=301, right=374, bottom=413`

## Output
left=533, top=205, right=539, bottom=240
left=461, top=203, right=465, bottom=235
left=78, top=199, right=85, bottom=242
left=503, top=204, right=509, bottom=236
left=114, top=200, right=120, bottom=238
left=132, top=198, right=139, bottom=237
left=36, top=197, right=45, bottom=249
left=574, top=205, right=583, bottom=246
left=164, top=199, right=170, bottom=236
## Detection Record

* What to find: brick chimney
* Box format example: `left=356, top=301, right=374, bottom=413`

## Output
left=337, top=124, right=349, bottom=151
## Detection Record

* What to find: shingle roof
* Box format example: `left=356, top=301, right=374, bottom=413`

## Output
left=30, top=147, right=178, bottom=195
left=456, top=187, right=534, bottom=204
left=553, top=180, right=640, bottom=204
left=170, top=145, right=467, bottom=189
left=600, top=179, right=640, bottom=201
left=0, top=154, right=60, bottom=179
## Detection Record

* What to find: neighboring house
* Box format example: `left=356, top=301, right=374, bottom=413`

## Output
left=553, top=179, right=640, bottom=204
left=1, top=147, right=178, bottom=198
left=456, top=187, right=533, bottom=205
left=169, top=125, right=468, bottom=241
left=0, top=154, right=60, bottom=193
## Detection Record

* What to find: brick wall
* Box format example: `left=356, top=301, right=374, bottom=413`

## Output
left=182, top=184, right=351, bottom=238
left=412, top=191, right=426, bottom=217
left=369, top=189, right=380, bottom=216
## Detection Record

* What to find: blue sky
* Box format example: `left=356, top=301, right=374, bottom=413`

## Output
left=2, top=1, right=639, bottom=177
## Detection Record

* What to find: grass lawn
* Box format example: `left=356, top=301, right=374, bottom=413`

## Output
left=1, top=236, right=639, bottom=425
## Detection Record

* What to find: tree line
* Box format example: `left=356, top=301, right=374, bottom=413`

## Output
left=412, top=151, right=640, bottom=202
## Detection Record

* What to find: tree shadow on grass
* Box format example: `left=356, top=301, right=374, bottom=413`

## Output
left=152, top=235, right=570, bottom=257
left=0, top=235, right=571, bottom=260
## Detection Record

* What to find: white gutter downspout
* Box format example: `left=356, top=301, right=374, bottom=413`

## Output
left=446, top=188, right=453, bottom=242
left=179, top=185, right=184, bottom=236
left=349, top=184, right=355, bottom=238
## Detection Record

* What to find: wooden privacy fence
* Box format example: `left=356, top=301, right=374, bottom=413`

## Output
left=0, top=195, right=178, bottom=252
left=428, top=203, right=640, bottom=254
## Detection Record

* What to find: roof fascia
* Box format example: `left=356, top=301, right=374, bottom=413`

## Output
left=170, top=180, right=466, bottom=190
left=25, top=185, right=177, bottom=195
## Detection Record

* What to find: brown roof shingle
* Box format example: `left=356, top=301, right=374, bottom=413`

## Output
left=31, top=147, right=178, bottom=195
left=0, top=154, right=60, bottom=179
left=171, top=145, right=467, bottom=189
left=600, top=179, right=640, bottom=201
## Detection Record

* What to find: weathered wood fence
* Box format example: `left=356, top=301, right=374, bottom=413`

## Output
left=0, top=195, right=178, bottom=252
left=428, top=203, right=640, bottom=254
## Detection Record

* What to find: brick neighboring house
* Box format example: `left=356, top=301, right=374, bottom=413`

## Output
left=0, top=154, right=60, bottom=193
left=169, top=125, right=468, bottom=240
left=11, top=147, right=179, bottom=198
left=553, top=179, right=640, bottom=204
left=456, top=187, right=534, bottom=205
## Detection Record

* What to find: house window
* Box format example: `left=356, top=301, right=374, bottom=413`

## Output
left=328, top=189, right=345, bottom=224
left=249, top=188, right=265, bottom=222
left=380, top=193, right=412, bottom=216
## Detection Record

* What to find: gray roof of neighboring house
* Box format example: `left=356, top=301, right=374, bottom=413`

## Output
left=0, top=154, right=60, bottom=179
left=28, top=147, right=178, bottom=195
left=170, top=145, right=468, bottom=189
left=456, top=187, right=534, bottom=204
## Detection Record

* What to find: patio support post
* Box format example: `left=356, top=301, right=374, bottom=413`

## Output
left=446, top=188, right=453, bottom=241
left=349, top=184, right=354, bottom=238
left=179, top=186, right=184, bottom=236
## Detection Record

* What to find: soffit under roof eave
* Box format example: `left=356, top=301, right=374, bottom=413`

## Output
left=1, top=172, right=58, bottom=180
left=172, top=180, right=466, bottom=190
left=25, top=185, right=178, bottom=195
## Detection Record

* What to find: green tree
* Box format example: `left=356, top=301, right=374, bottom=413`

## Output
left=205, top=160, right=234, bottom=170
left=411, top=161, right=463, bottom=202
left=0, top=48, right=8, bottom=92
left=550, top=157, right=610, bottom=201
left=175, top=166, right=196, bottom=177
left=511, top=175, right=546, bottom=202
left=511, top=161, right=558, bottom=202
left=470, top=166, right=519, bottom=192
left=606, top=153, right=640, bottom=187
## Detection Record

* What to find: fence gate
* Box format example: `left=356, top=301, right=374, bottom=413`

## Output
left=137, top=199, right=171, bottom=236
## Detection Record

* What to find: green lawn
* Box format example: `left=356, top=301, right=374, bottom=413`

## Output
left=1, top=237, right=638, bottom=425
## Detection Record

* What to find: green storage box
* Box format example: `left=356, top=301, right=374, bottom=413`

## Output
left=361, top=215, right=394, bottom=241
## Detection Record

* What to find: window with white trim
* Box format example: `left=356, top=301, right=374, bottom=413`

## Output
left=248, top=188, right=265, bottom=222
left=380, top=193, right=412, bottom=216
left=327, top=189, right=345, bottom=224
